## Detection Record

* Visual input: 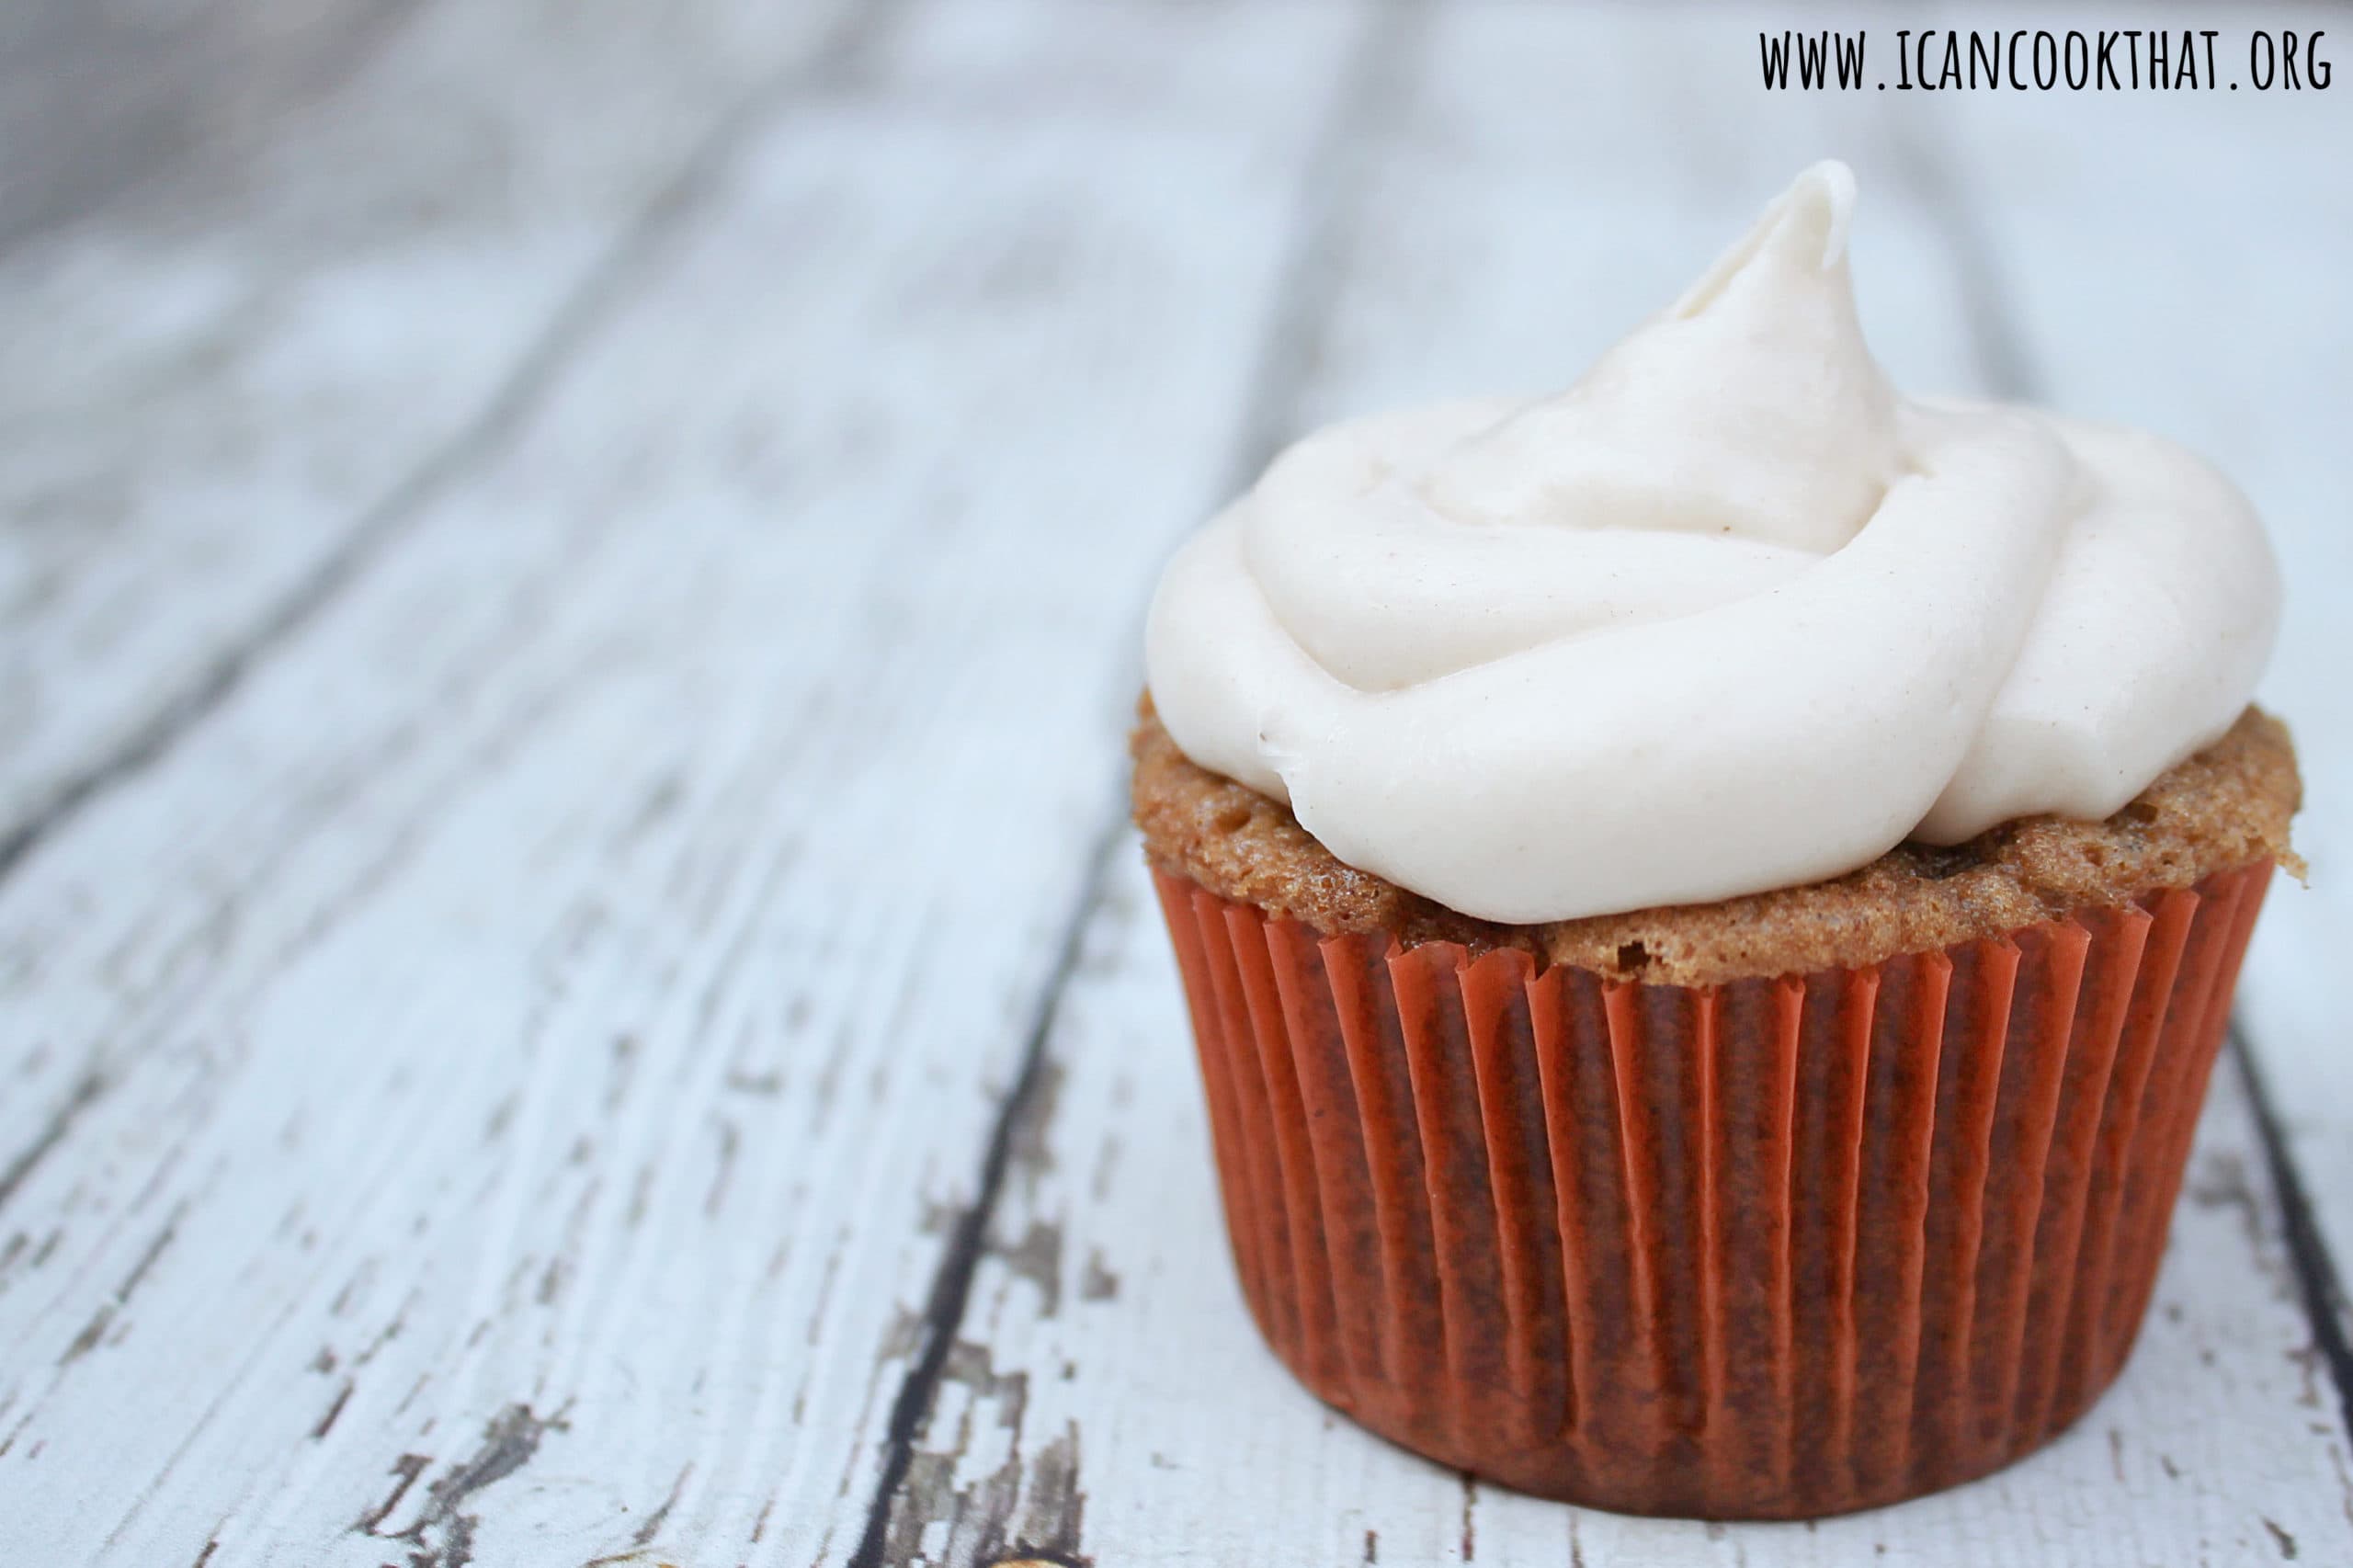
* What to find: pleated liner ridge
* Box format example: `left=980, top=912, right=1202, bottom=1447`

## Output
left=1151, top=860, right=2273, bottom=1518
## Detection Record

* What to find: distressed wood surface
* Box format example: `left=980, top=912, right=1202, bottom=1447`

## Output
left=0, top=2, right=2346, bottom=1565
left=0, top=0, right=1369, bottom=1559
left=0, top=0, right=858, bottom=859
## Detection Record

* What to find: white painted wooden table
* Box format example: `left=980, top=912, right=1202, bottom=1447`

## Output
left=2, top=3, right=2347, bottom=1563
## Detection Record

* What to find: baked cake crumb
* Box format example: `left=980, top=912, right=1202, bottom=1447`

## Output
left=1131, top=698, right=2301, bottom=987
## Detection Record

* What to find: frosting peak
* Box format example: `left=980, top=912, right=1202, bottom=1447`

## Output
left=1145, top=162, right=2279, bottom=924
left=1419, top=160, right=1900, bottom=555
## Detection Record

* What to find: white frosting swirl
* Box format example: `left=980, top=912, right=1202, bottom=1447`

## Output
left=1144, top=162, right=2280, bottom=924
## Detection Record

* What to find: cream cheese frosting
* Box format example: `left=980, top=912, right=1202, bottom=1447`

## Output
left=1143, top=161, right=2280, bottom=925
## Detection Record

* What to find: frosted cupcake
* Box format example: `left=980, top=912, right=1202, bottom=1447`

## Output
left=1133, top=162, right=2299, bottom=1518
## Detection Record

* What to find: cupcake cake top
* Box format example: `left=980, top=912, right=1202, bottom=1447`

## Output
left=1144, top=161, right=2280, bottom=924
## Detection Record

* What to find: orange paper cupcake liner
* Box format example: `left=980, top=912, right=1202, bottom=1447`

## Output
left=1151, top=860, right=2272, bottom=1518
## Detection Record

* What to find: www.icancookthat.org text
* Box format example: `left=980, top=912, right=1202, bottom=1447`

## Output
left=1760, top=27, right=2330, bottom=92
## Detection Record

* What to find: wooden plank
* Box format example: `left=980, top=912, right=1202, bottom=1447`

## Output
left=1927, top=19, right=2353, bottom=1429
left=873, top=2, right=2353, bottom=1560
left=0, top=0, right=857, bottom=859
left=4, top=1, right=2344, bottom=1562
left=0, top=0, right=416, bottom=249
left=0, top=1, right=1370, bottom=1562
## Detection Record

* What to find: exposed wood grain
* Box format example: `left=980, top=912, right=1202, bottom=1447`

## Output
left=0, top=0, right=860, bottom=868
left=845, top=820, right=1127, bottom=1568
left=0, top=0, right=1368, bottom=1562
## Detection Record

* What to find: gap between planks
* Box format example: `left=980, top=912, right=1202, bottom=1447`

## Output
left=0, top=0, right=903, bottom=1274
left=2234, top=1030, right=2353, bottom=1446
left=847, top=812, right=1129, bottom=1568
left=0, top=0, right=897, bottom=893
left=844, top=0, right=1427, bottom=1559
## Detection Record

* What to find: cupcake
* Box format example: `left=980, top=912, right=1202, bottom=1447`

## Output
left=1133, top=162, right=2300, bottom=1519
